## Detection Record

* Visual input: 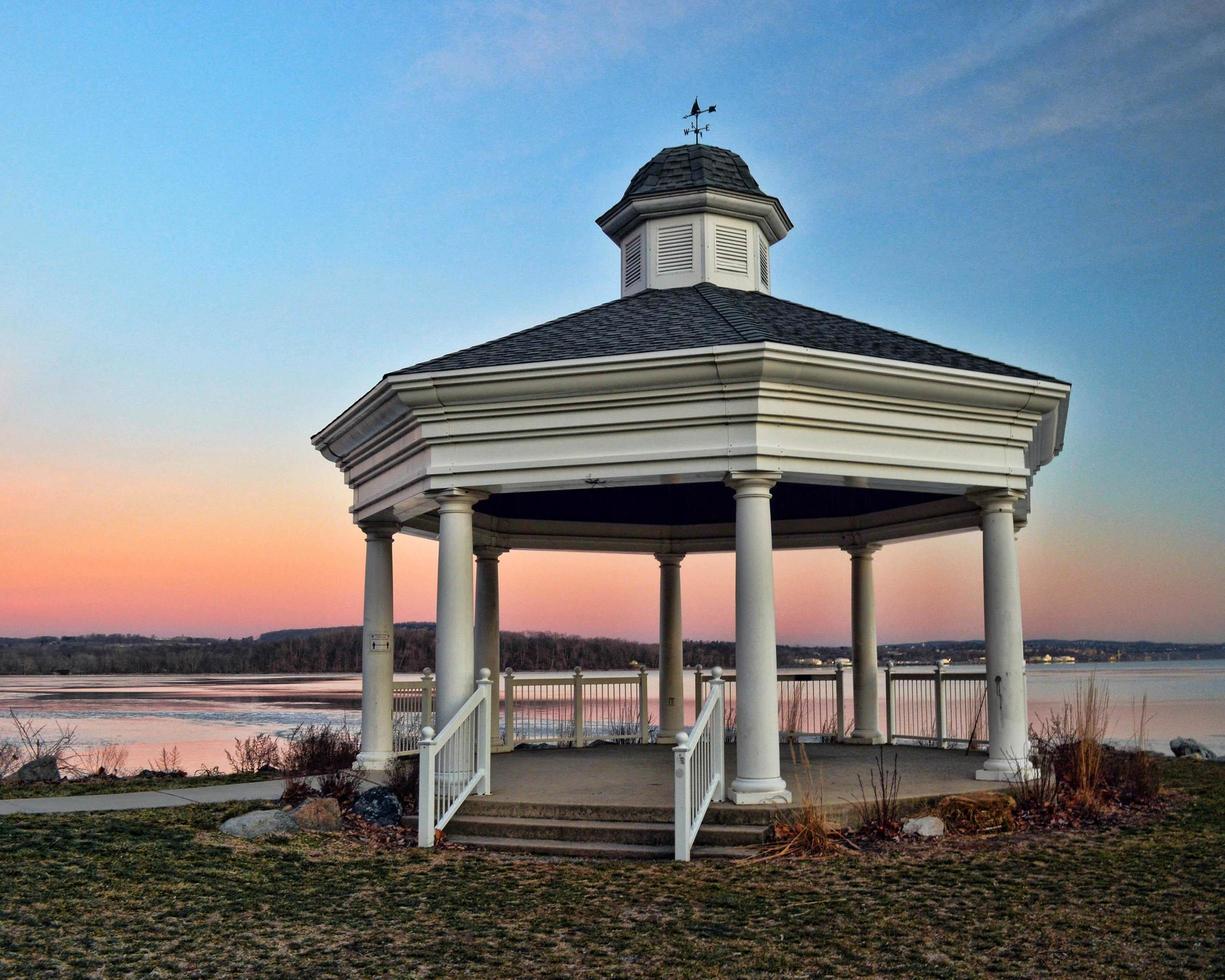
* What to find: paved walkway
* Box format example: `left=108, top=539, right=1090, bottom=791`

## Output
left=0, top=778, right=300, bottom=816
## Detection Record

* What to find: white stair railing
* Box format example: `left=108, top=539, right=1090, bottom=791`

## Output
left=417, top=668, right=493, bottom=848
left=673, top=666, right=726, bottom=862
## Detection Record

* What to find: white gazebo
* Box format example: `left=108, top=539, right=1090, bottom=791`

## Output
left=313, top=141, right=1071, bottom=811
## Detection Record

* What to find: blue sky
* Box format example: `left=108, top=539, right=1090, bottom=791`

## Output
left=1, top=1, right=1223, bottom=641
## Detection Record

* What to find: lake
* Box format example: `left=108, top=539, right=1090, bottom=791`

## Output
left=1, top=660, right=1221, bottom=773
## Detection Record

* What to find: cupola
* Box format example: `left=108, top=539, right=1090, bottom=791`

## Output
left=596, top=144, right=792, bottom=297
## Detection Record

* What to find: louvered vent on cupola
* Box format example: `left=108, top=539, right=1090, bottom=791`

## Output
left=715, top=225, right=749, bottom=274
left=622, top=234, right=643, bottom=289
left=758, top=236, right=769, bottom=289
left=656, top=224, right=694, bottom=274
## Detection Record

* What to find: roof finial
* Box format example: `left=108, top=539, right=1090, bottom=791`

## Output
left=683, top=98, right=716, bottom=144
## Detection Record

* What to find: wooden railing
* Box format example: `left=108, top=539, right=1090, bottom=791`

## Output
left=417, top=669, right=492, bottom=847
left=392, top=669, right=434, bottom=755
left=884, top=664, right=988, bottom=748
left=503, top=666, right=649, bottom=749
left=673, top=667, right=726, bottom=861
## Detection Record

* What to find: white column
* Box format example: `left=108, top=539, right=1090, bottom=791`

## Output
left=474, top=546, right=506, bottom=746
left=355, top=521, right=397, bottom=773
left=842, top=542, right=884, bottom=744
left=655, top=552, right=685, bottom=744
left=725, top=472, right=791, bottom=805
left=432, top=489, right=482, bottom=726
left=973, top=490, right=1036, bottom=781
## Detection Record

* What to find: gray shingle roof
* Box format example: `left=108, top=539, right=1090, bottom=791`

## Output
left=623, top=144, right=765, bottom=197
left=393, top=283, right=1064, bottom=383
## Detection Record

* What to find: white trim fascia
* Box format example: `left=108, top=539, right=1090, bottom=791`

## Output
left=596, top=188, right=793, bottom=243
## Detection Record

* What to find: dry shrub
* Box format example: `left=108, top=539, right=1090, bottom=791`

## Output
left=7, top=710, right=76, bottom=770
left=279, top=774, right=316, bottom=808
left=282, top=723, right=360, bottom=775
left=317, top=769, right=361, bottom=810
left=937, top=793, right=1016, bottom=834
left=851, top=746, right=902, bottom=838
left=1023, top=679, right=1161, bottom=822
left=145, top=746, right=185, bottom=775
left=386, top=756, right=419, bottom=811
left=225, top=733, right=282, bottom=774
left=755, top=745, right=850, bottom=859
left=0, top=739, right=19, bottom=779
left=72, top=742, right=130, bottom=778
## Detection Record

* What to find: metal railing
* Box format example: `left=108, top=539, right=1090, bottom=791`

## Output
left=674, top=666, right=726, bottom=862
left=392, top=670, right=434, bottom=755
left=504, top=665, right=649, bottom=748
left=884, top=664, right=988, bottom=748
left=694, top=666, right=845, bottom=741
left=417, top=668, right=492, bottom=847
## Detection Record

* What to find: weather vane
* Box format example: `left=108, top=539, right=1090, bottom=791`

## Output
left=683, top=98, right=716, bottom=143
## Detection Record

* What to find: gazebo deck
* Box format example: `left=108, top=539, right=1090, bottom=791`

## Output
left=475, top=741, right=987, bottom=823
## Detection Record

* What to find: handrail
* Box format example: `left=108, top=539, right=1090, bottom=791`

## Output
left=673, top=666, right=725, bottom=862
left=417, top=668, right=492, bottom=847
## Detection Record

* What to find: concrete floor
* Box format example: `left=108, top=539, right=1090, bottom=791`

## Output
left=488, top=741, right=987, bottom=819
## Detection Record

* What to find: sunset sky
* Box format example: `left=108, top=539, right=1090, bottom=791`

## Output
left=2, top=2, right=1223, bottom=644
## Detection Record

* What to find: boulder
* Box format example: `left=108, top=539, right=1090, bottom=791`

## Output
left=14, top=756, right=60, bottom=784
left=1170, top=738, right=1217, bottom=761
left=902, top=815, right=945, bottom=838
left=219, top=809, right=299, bottom=839
left=352, top=785, right=403, bottom=827
left=291, top=796, right=342, bottom=832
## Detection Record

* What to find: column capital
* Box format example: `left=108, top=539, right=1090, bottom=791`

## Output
left=724, top=470, right=782, bottom=497
left=840, top=539, right=882, bottom=558
left=358, top=520, right=399, bottom=541
left=474, top=545, right=508, bottom=561
left=969, top=489, right=1025, bottom=516
left=654, top=551, right=685, bottom=566
left=426, top=487, right=489, bottom=514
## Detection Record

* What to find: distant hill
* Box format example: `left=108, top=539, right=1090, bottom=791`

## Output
left=0, top=628, right=1220, bottom=675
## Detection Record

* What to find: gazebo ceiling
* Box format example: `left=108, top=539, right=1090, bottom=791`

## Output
left=474, top=480, right=953, bottom=527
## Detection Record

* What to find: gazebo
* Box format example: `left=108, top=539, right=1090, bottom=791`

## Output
left=313, top=141, right=1071, bottom=812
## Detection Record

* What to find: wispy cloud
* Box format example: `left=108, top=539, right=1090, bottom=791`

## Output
left=403, top=0, right=711, bottom=94
left=896, top=0, right=1225, bottom=153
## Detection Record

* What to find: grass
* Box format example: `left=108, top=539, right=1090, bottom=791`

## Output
left=1, top=760, right=1220, bottom=976
left=0, top=771, right=267, bottom=799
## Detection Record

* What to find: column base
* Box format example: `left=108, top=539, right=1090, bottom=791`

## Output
left=975, top=759, right=1038, bottom=782
left=656, top=729, right=682, bottom=746
left=842, top=730, right=885, bottom=745
left=353, top=751, right=397, bottom=780
left=729, top=777, right=792, bottom=805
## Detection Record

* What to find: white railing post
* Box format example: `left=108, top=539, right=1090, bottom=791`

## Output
left=638, top=663, right=650, bottom=744
left=572, top=666, right=585, bottom=748
left=477, top=668, right=492, bottom=794
left=884, top=663, right=895, bottom=745
left=834, top=661, right=847, bottom=742
left=934, top=662, right=947, bottom=749
left=503, top=668, right=515, bottom=750
left=693, top=665, right=704, bottom=720
left=417, top=726, right=436, bottom=848
left=422, top=668, right=434, bottom=729
left=673, top=731, right=692, bottom=861
left=711, top=666, right=726, bottom=802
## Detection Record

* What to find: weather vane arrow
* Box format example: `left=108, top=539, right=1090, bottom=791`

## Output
left=683, top=99, right=716, bottom=143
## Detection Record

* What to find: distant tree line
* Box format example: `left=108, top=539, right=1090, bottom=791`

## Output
left=0, top=628, right=1219, bottom=676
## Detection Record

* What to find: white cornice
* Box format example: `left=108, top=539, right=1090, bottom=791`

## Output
left=597, top=188, right=793, bottom=243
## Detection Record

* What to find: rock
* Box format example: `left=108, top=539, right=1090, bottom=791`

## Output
left=219, top=809, right=300, bottom=839
left=902, top=815, right=945, bottom=838
left=291, top=797, right=341, bottom=832
left=352, top=785, right=403, bottom=827
left=1170, top=737, right=1217, bottom=761
left=14, top=756, right=60, bottom=784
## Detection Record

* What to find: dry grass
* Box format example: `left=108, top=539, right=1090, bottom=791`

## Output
left=1, top=759, right=1219, bottom=977
left=851, top=745, right=902, bottom=837
left=937, top=793, right=1016, bottom=834
left=145, top=745, right=185, bottom=775
left=756, top=743, right=854, bottom=859
left=70, top=741, right=130, bottom=778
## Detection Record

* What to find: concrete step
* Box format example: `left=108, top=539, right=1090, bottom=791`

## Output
left=457, top=797, right=790, bottom=827
left=445, top=814, right=768, bottom=847
left=447, top=834, right=758, bottom=861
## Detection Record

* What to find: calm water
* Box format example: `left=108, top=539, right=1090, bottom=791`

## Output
left=1, top=660, right=1221, bottom=772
